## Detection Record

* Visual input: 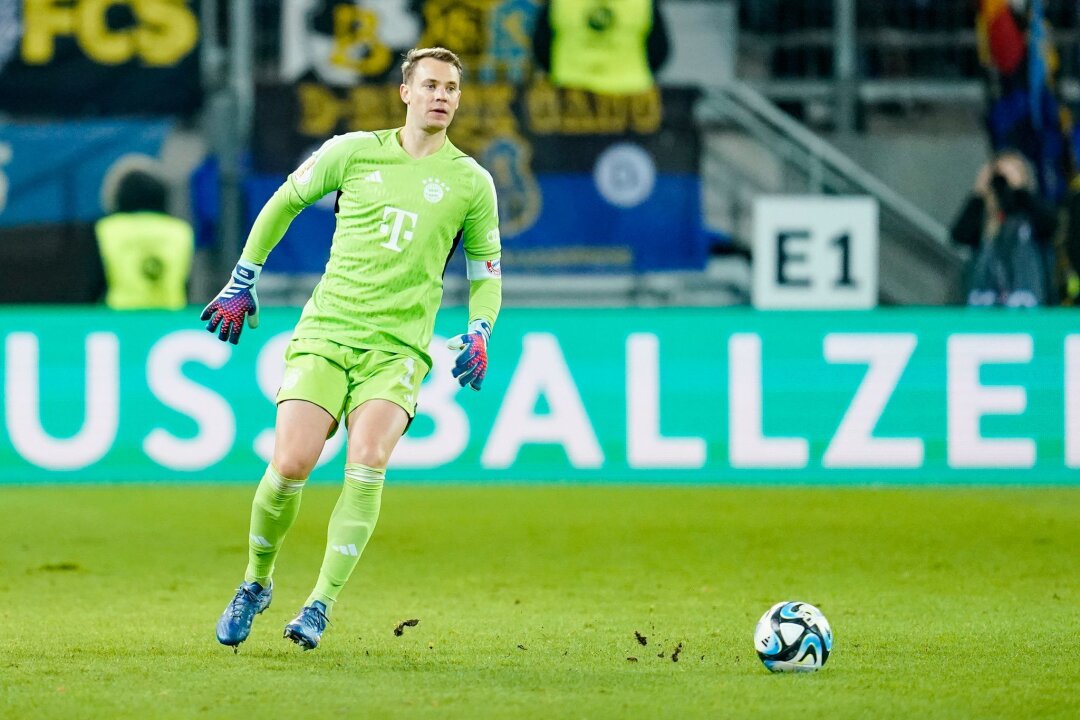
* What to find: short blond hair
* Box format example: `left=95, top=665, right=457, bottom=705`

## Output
left=401, top=47, right=463, bottom=85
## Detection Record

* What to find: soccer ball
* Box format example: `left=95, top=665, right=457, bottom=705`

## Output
left=753, top=601, right=833, bottom=672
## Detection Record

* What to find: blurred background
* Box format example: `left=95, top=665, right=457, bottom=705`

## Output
left=1, top=0, right=1078, bottom=483
left=3, top=8, right=1079, bottom=712
left=8, top=0, right=1080, bottom=308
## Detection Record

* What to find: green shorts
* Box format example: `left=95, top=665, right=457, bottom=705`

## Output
left=276, top=337, right=429, bottom=429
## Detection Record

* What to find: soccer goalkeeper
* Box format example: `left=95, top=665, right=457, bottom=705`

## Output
left=203, top=47, right=502, bottom=651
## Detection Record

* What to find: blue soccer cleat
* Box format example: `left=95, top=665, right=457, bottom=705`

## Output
left=216, top=580, right=272, bottom=647
left=283, top=601, right=330, bottom=650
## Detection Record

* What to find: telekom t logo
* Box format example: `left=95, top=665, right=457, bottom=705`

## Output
left=379, top=206, right=419, bottom=252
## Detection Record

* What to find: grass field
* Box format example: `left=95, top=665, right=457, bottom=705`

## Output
left=1, top=484, right=1077, bottom=719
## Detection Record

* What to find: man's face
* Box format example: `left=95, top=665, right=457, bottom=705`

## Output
left=401, top=58, right=461, bottom=132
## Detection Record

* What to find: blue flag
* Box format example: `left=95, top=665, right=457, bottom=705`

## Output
left=1028, top=0, right=1047, bottom=129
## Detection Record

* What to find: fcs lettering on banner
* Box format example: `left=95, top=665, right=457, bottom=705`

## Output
left=21, top=0, right=199, bottom=67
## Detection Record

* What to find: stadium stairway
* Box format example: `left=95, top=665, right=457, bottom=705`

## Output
left=698, top=81, right=966, bottom=305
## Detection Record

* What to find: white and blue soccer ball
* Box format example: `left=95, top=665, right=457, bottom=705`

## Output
left=754, top=601, right=833, bottom=672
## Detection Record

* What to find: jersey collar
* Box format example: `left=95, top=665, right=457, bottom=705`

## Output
left=392, top=128, right=454, bottom=161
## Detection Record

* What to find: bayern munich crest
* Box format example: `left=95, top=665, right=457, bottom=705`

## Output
left=423, top=177, right=449, bottom=203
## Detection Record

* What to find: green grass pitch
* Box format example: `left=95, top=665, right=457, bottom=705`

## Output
left=1, top=484, right=1077, bottom=719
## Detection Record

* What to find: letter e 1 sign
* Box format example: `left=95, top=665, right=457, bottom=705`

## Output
left=752, top=196, right=878, bottom=309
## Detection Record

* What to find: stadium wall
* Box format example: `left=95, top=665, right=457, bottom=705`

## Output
left=1, top=307, right=1077, bottom=484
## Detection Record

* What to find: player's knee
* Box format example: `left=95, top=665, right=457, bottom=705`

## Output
left=347, top=442, right=391, bottom=470
left=272, top=454, right=317, bottom=481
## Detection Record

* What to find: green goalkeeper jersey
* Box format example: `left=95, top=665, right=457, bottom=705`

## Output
left=241, top=128, right=502, bottom=368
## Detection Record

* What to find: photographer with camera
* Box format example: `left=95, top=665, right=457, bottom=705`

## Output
left=950, top=150, right=1058, bottom=306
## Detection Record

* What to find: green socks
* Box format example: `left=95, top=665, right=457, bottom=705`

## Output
left=242, top=462, right=384, bottom=612
left=306, top=463, right=385, bottom=611
left=244, top=465, right=305, bottom=586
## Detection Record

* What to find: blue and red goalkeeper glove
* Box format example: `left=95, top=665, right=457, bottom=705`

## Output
left=201, top=259, right=261, bottom=345
left=447, top=320, right=491, bottom=390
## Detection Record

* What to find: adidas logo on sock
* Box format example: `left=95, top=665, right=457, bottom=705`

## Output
left=364, top=171, right=382, bottom=183
left=250, top=534, right=272, bottom=548
left=332, top=544, right=359, bottom=556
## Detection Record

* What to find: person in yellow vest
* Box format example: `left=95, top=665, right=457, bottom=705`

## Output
left=95, top=166, right=194, bottom=310
left=532, top=0, right=670, bottom=95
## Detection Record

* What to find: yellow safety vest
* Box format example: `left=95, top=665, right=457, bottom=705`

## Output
left=95, top=212, right=194, bottom=310
left=550, top=0, right=654, bottom=95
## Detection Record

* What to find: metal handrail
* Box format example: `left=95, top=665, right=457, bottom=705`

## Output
left=697, top=80, right=951, bottom=247
left=747, top=77, right=1080, bottom=105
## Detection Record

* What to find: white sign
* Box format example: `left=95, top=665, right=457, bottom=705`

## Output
left=752, top=195, right=879, bottom=309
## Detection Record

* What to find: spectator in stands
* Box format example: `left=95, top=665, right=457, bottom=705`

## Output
left=977, top=0, right=1072, bottom=203
left=94, top=159, right=194, bottom=310
left=951, top=150, right=1057, bottom=306
left=531, top=0, right=670, bottom=95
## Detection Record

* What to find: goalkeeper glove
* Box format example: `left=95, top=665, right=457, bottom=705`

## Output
left=201, top=259, right=261, bottom=345
left=447, top=319, right=491, bottom=391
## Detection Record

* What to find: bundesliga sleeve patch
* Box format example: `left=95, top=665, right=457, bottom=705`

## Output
left=293, top=153, right=318, bottom=184
left=467, top=257, right=502, bottom=280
